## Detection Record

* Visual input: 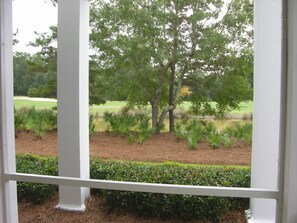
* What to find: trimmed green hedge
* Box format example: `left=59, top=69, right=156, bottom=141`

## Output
left=16, top=154, right=250, bottom=221
left=16, top=154, right=58, bottom=204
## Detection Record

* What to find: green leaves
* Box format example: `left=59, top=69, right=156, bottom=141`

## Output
left=17, top=154, right=250, bottom=219
left=90, top=0, right=254, bottom=130
left=15, top=107, right=57, bottom=138
left=103, top=111, right=152, bottom=144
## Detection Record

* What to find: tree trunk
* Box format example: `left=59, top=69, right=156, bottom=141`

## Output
left=151, top=101, right=159, bottom=133
left=169, top=64, right=175, bottom=132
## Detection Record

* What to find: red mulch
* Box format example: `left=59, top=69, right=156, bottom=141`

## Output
left=18, top=193, right=247, bottom=223
left=16, top=130, right=250, bottom=223
left=16, top=131, right=251, bottom=165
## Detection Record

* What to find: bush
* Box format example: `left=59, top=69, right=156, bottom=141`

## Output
left=14, top=107, right=57, bottom=138
left=16, top=154, right=250, bottom=221
left=232, top=123, right=253, bottom=147
left=185, top=120, right=205, bottom=149
left=103, top=111, right=137, bottom=135
left=89, top=114, right=96, bottom=137
left=135, top=114, right=151, bottom=144
left=103, top=112, right=152, bottom=144
left=90, top=160, right=250, bottom=221
left=16, top=154, right=58, bottom=204
left=14, top=108, right=26, bottom=136
left=208, top=131, right=221, bottom=149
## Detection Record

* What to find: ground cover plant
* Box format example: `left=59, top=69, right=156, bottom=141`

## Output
left=14, top=107, right=57, bottom=138
left=15, top=105, right=252, bottom=149
left=173, top=119, right=252, bottom=150
left=103, top=111, right=152, bottom=144
left=15, top=107, right=96, bottom=138
left=16, top=154, right=250, bottom=222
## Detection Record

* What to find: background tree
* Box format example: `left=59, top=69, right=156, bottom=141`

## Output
left=13, top=52, right=57, bottom=98
left=188, top=0, right=253, bottom=117
left=23, top=26, right=58, bottom=98
left=90, top=0, right=253, bottom=132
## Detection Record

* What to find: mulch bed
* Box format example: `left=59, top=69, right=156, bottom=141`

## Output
left=16, top=131, right=251, bottom=165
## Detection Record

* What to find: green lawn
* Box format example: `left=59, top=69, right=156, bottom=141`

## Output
left=14, top=96, right=253, bottom=116
left=14, top=97, right=57, bottom=110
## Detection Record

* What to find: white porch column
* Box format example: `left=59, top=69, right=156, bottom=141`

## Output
left=278, top=0, right=297, bottom=222
left=57, top=0, right=90, bottom=211
left=0, top=0, right=19, bottom=222
left=250, top=0, right=282, bottom=222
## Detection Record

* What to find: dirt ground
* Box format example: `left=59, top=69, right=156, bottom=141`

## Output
left=18, top=193, right=247, bottom=223
left=16, top=131, right=251, bottom=165
left=16, top=131, right=251, bottom=223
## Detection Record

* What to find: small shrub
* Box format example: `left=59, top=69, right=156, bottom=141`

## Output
left=241, top=123, right=253, bottom=146
left=128, top=132, right=136, bottom=144
left=173, top=122, right=186, bottom=140
left=89, top=114, right=96, bottom=137
left=103, top=112, right=152, bottom=144
left=233, top=123, right=253, bottom=147
left=204, top=122, right=217, bottom=136
left=22, top=107, right=57, bottom=138
left=17, top=154, right=250, bottom=221
left=16, top=154, right=58, bottom=204
left=221, top=133, right=233, bottom=149
left=186, top=120, right=205, bottom=150
left=103, top=112, right=137, bottom=136
left=90, top=159, right=250, bottom=221
left=14, top=109, right=26, bottom=136
left=208, top=131, right=221, bottom=149
left=136, top=114, right=151, bottom=144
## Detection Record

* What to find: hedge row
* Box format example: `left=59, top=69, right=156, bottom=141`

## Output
left=16, top=154, right=251, bottom=221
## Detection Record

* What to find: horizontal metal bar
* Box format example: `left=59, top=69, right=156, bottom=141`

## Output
left=5, top=173, right=278, bottom=199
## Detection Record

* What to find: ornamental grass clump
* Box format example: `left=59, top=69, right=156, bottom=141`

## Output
left=233, top=123, right=253, bottom=147
left=103, top=111, right=152, bottom=144
left=136, top=114, right=151, bottom=144
left=185, top=120, right=205, bottom=150
left=208, top=130, right=221, bottom=149
left=14, top=108, right=26, bottom=136
left=14, top=107, right=57, bottom=138
left=173, top=119, right=206, bottom=149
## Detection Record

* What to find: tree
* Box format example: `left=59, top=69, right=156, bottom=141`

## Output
left=13, top=52, right=57, bottom=98
left=28, top=25, right=109, bottom=103
left=22, top=26, right=58, bottom=98
left=13, top=52, right=32, bottom=96
left=90, top=0, right=253, bottom=132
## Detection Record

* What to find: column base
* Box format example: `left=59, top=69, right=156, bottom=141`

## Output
left=56, top=203, right=86, bottom=212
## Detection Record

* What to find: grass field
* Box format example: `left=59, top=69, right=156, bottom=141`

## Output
left=14, top=96, right=253, bottom=116
left=14, top=97, right=253, bottom=132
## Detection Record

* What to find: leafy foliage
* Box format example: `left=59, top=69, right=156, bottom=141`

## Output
left=14, top=107, right=57, bottom=138
left=15, top=107, right=96, bottom=138
left=208, top=131, right=222, bottom=149
left=185, top=120, right=206, bottom=150
left=16, top=154, right=250, bottom=221
left=16, top=154, right=58, bottom=204
left=103, top=111, right=152, bottom=144
left=90, top=0, right=254, bottom=130
left=13, top=52, right=56, bottom=98
left=89, top=114, right=96, bottom=137
left=91, top=159, right=250, bottom=221
left=174, top=119, right=252, bottom=149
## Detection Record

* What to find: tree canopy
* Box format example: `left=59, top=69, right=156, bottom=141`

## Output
left=89, top=0, right=253, bottom=130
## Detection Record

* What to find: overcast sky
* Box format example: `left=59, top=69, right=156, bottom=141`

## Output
left=13, top=0, right=57, bottom=53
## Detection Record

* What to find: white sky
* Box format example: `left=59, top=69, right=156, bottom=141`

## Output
left=12, top=0, right=57, bottom=54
